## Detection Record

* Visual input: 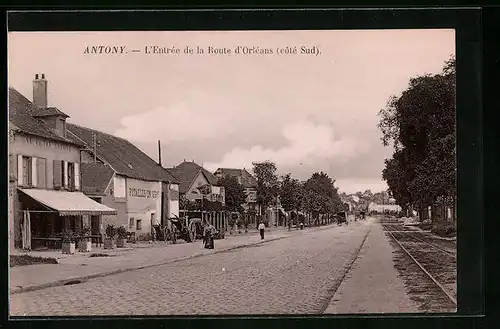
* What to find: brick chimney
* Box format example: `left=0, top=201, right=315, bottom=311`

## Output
left=33, top=73, right=48, bottom=108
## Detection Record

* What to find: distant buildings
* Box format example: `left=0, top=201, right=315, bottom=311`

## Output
left=169, top=161, right=225, bottom=204
left=213, top=168, right=259, bottom=213
left=213, top=168, right=286, bottom=227
left=168, top=161, right=226, bottom=232
left=367, top=202, right=402, bottom=214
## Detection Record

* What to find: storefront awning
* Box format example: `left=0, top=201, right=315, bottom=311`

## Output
left=18, top=188, right=117, bottom=216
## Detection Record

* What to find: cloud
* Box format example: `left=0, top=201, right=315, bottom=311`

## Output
left=114, top=101, right=235, bottom=143
left=204, top=121, right=368, bottom=172
left=335, top=178, right=388, bottom=194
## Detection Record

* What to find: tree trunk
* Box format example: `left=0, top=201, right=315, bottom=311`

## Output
left=431, top=202, right=440, bottom=224
left=442, top=197, right=448, bottom=221
left=419, top=206, right=429, bottom=222
left=452, top=194, right=456, bottom=223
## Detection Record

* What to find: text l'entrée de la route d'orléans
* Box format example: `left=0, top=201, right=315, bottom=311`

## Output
left=83, top=45, right=320, bottom=56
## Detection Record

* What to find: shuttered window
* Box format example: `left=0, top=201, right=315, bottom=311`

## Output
left=63, top=161, right=68, bottom=188
left=9, top=154, right=15, bottom=179
left=17, top=154, right=23, bottom=185
left=22, top=156, right=32, bottom=186
left=74, top=162, right=80, bottom=190
left=53, top=160, right=63, bottom=189
left=31, top=157, right=37, bottom=187
left=67, top=162, right=75, bottom=189
left=37, top=158, right=47, bottom=188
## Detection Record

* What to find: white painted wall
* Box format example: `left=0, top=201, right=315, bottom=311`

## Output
left=113, top=176, right=126, bottom=198
left=125, top=178, right=161, bottom=236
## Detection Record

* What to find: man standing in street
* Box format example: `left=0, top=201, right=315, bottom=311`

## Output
left=258, top=221, right=265, bottom=240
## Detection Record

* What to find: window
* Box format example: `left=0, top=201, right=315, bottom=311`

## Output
left=67, top=162, right=75, bottom=189
left=53, top=160, right=63, bottom=189
left=22, top=156, right=32, bottom=186
left=9, top=154, right=13, bottom=178
left=136, top=219, right=142, bottom=231
left=129, top=218, right=134, bottom=230
left=37, top=158, right=47, bottom=188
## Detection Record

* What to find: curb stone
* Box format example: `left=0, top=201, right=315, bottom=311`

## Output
left=319, top=222, right=373, bottom=313
left=10, top=234, right=292, bottom=295
left=10, top=222, right=342, bottom=295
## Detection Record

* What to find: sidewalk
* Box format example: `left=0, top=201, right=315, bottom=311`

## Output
left=324, top=217, right=419, bottom=314
left=10, top=224, right=333, bottom=294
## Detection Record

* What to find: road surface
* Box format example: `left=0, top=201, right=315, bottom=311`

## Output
left=10, top=220, right=375, bottom=316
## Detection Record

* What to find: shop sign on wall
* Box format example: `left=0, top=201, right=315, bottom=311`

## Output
left=23, top=135, right=73, bottom=151
left=128, top=188, right=160, bottom=199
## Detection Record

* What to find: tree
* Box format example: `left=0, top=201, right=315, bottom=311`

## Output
left=217, top=175, right=247, bottom=213
left=382, top=150, right=413, bottom=215
left=279, top=173, right=303, bottom=227
left=303, top=172, right=342, bottom=226
left=252, top=161, right=280, bottom=215
left=279, top=173, right=301, bottom=212
left=378, top=56, right=456, bottom=222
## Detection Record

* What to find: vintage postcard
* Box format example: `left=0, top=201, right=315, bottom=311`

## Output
left=8, top=28, right=456, bottom=316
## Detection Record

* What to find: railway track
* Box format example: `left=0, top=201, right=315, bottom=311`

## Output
left=381, top=219, right=457, bottom=312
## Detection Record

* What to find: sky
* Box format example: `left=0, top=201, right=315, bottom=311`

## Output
left=8, top=30, right=455, bottom=194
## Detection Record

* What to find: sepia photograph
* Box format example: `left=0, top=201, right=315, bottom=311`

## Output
left=8, top=28, right=457, bottom=316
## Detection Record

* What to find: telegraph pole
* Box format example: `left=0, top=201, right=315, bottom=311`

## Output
left=92, top=132, right=97, bottom=163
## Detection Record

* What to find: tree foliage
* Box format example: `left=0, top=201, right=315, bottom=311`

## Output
left=302, top=172, right=342, bottom=220
left=378, top=56, right=456, bottom=218
left=252, top=161, right=280, bottom=210
left=217, top=175, right=247, bottom=213
left=279, top=173, right=302, bottom=212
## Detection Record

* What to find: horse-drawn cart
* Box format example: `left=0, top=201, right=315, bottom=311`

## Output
left=336, top=211, right=348, bottom=226
left=152, top=215, right=224, bottom=244
left=167, top=216, right=203, bottom=243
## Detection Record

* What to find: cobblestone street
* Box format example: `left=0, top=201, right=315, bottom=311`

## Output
left=10, top=220, right=375, bottom=316
left=8, top=29, right=462, bottom=319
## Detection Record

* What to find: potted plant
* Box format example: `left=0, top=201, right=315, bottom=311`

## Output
left=116, top=226, right=128, bottom=248
left=78, top=224, right=92, bottom=252
left=61, top=229, right=76, bottom=254
left=104, top=224, right=117, bottom=249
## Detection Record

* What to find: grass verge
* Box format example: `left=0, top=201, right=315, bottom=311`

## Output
left=10, top=255, right=58, bottom=267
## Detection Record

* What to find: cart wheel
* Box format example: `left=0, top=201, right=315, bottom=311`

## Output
left=171, top=229, right=177, bottom=244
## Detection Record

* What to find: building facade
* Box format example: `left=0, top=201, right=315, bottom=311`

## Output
left=168, top=161, right=226, bottom=231
left=8, top=75, right=117, bottom=250
left=67, top=124, right=180, bottom=240
left=213, top=168, right=264, bottom=226
left=213, top=168, right=260, bottom=212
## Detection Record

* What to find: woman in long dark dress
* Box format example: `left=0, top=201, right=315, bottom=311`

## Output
left=203, top=224, right=216, bottom=249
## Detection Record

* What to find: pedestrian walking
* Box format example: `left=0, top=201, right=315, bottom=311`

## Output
left=258, top=221, right=265, bottom=240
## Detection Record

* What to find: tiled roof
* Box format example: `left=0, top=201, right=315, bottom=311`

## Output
left=8, top=87, right=83, bottom=146
left=81, top=163, right=115, bottom=196
left=214, top=168, right=258, bottom=188
left=33, top=107, right=69, bottom=118
left=67, top=123, right=179, bottom=184
left=168, top=161, right=219, bottom=194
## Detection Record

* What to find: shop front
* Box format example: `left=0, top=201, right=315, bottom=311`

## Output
left=17, top=188, right=117, bottom=250
left=126, top=178, right=162, bottom=240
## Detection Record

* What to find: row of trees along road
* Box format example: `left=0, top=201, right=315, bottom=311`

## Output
left=218, top=160, right=347, bottom=229
left=378, top=57, right=456, bottom=223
